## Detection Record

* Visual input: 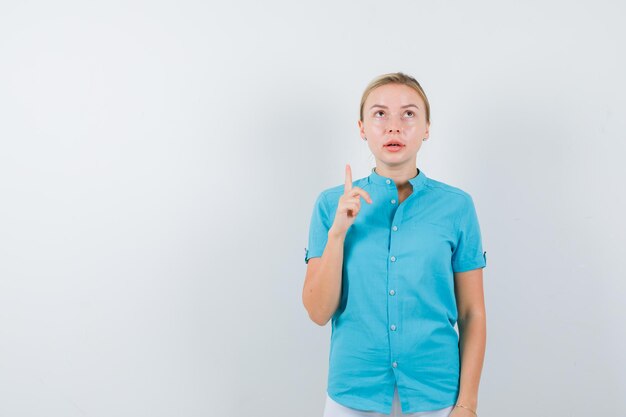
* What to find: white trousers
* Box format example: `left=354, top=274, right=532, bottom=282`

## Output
left=323, top=385, right=454, bottom=417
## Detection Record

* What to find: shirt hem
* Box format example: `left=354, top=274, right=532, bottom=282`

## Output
left=327, top=391, right=392, bottom=415
left=327, top=390, right=458, bottom=414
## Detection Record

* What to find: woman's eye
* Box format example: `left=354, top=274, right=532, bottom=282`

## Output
left=375, top=111, right=385, bottom=117
left=405, top=111, right=414, bottom=117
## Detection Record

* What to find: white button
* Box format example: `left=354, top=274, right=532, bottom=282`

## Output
left=389, top=289, right=395, bottom=296
left=392, top=361, right=398, bottom=368
left=391, top=199, right=396, bottom=204
left=386, top=179, right=391, bottom=184
left=390, top=256, right=396, bottom=262
left=392, top=225, right=398, bottom=231
left=390, top=324, right=397, bottom=331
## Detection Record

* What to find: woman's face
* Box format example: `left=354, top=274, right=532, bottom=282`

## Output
left=358, top=83, right=430, bottom=169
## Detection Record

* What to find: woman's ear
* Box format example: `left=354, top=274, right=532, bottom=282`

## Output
left=358, top=119, right=366, bottom=139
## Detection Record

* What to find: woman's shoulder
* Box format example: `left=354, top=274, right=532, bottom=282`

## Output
left=425, top=176, right=471, bottom=197
left=423, top=176, right=475, bottom=208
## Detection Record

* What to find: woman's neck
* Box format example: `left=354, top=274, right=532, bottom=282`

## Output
left=374, top=166, right=419, bottom=188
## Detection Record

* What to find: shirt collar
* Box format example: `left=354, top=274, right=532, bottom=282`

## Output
left=368, top=166, right=428, bottom=191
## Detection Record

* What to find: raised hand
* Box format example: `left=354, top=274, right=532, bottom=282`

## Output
left=330, top=164, right=373, bottom=236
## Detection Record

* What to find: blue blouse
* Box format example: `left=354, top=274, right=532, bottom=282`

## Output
left=304, top=167, right=487, bottom=414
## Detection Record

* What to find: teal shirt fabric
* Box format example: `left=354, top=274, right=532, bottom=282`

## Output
left=304, top=167, right=487, bottom=414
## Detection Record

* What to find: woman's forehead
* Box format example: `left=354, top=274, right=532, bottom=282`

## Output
left=366, top=84, right=424, bottom=107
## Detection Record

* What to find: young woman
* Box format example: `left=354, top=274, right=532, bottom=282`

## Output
left=302, top=72, right=487, bottom=417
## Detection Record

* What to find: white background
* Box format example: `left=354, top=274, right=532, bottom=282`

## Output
left=1, top=1, right=625, bottom=416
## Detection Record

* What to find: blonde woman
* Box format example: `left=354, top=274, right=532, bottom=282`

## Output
left=303, top=73, right=487, bottom=417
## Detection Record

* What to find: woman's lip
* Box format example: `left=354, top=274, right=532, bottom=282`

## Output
left=384, top=144, right=405, bottom=152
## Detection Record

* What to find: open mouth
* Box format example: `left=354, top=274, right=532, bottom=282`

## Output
left=384, top=142, right=405, bottom=151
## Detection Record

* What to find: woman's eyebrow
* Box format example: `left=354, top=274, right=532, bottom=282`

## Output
left=369, top=104, right=420, bottom=110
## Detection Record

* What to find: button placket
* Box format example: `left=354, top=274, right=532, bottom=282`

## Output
left=383, top=174, right=403, bottom=373
left=388, top=195, right=403, bottom=373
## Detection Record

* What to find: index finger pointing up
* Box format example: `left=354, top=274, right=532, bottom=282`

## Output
left=344, top=164, right=352, bottom=194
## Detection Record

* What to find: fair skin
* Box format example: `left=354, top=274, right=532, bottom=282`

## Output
left=303, top=83, right=485, bottom=416
left=358, top=82, right=429, bottom=197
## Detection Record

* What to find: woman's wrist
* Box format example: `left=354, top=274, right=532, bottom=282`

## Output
left=454, top=403, right=477, bottom=416
left=455, top=393, right=477, bottom=411
left=328, top=226, right=346, bottom=240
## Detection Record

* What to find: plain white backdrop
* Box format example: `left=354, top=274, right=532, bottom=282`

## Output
left=1, top=1, right=625, bottom=416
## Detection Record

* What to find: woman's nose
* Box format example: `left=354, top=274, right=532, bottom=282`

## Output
left=386, top=118, right=401, bottom=132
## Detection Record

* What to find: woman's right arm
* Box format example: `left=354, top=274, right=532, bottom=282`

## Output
left=302, top=226, right=346, bottom=326
left=302, top=164, right=372, bottom=326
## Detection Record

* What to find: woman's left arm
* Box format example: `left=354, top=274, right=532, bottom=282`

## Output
left=453, top=267, right=486, bottom=415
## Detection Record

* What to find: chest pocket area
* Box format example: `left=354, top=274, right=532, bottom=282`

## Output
left=403, top=219, right=456, bottom=257
left=404, top=218, right=451, bottom=231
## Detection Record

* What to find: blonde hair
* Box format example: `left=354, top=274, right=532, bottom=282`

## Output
left=359, top=72, right=430, bottom=124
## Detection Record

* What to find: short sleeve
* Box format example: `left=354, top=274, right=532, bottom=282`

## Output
left=451, top=195, right=487, bottom=273
left=304, top=191, right=332, bottom=264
